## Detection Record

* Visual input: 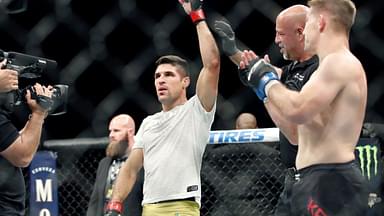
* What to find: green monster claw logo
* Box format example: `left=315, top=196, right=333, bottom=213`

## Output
left=356, top=145, right=378, bottom=180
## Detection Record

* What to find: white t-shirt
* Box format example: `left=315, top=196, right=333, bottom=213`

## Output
left=133, top=95, right=216, bottom=206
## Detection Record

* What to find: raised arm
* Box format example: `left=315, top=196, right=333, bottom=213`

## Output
left=179, top=0, right=220, bottom=111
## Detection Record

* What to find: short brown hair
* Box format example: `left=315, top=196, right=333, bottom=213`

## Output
left=308, top=0, right=356, bottom=34
left=155, top=55, right=189, bottom=77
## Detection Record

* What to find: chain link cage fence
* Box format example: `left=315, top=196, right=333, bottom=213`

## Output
left=1, top=0, right=383, bottom=215
left=24, top=132, right=384, bottom=216
left=33, top=137, right=285, bottom=216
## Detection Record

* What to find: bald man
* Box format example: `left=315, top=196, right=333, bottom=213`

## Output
left=215, top=5, right=317, bottom=168
left=87, top=114, right=143, bottom=216
left=106, top=115, right=135, bottom=158
left=235, top=112, right=258, bottom=129
left=214, top=5, right=318, bottom=215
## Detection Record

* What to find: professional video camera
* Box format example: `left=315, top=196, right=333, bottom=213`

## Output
left=0, top=50, right=68, bottom=116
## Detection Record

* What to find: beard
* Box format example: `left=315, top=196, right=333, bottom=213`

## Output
left=106, top=140, right=128, bottom=159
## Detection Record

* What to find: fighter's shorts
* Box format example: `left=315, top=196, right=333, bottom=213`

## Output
left=142, top=198, right=199, bottom=216
left=285, top=161, right=369, bottom=216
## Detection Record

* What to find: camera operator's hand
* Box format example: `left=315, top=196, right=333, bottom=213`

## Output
left=26, top=83, right=53, bottom=118
left=0, top=60, right=18, bottom=92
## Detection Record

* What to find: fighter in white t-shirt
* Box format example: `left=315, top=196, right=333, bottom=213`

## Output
left=104, top=1, right=220, bottom=215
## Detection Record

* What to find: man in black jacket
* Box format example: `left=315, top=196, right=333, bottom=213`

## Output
left=87, top=114, right=143, bottom=216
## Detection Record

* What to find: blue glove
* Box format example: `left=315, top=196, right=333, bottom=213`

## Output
left=238, top=59, right=279, bottom=101
left=252, top=72, right=279, bottom=101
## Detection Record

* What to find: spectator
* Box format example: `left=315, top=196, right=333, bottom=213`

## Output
left=235, top=112, right=258, bottom=129
left=203, top=114, right=283, bottom=215
left=87, top=114, right=143, bottom=216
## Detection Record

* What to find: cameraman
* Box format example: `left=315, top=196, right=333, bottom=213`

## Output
left=0, top=61, right=53, bottom=215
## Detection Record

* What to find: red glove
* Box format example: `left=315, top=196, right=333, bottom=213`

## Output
left=104, top=200, right=122, bottom=216
left=179, top=0, right=205, bottom=24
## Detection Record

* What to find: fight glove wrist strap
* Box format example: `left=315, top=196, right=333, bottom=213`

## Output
left=251, top=72, right=279, bottom=101
left=190, top=9, right=205, bottom=24
left=106, top=201, right=123, bottom=213
left=265, top=80, right=279, bottom=97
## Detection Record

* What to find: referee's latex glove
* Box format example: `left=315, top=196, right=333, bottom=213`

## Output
left=214, top=20, right=240, bottom=56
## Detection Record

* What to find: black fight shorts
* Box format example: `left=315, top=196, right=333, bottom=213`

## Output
left=275, top=161, right=369, bottom=216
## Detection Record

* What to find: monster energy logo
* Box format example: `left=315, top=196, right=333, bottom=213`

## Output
left=356, top=145, right=378, bottom=180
